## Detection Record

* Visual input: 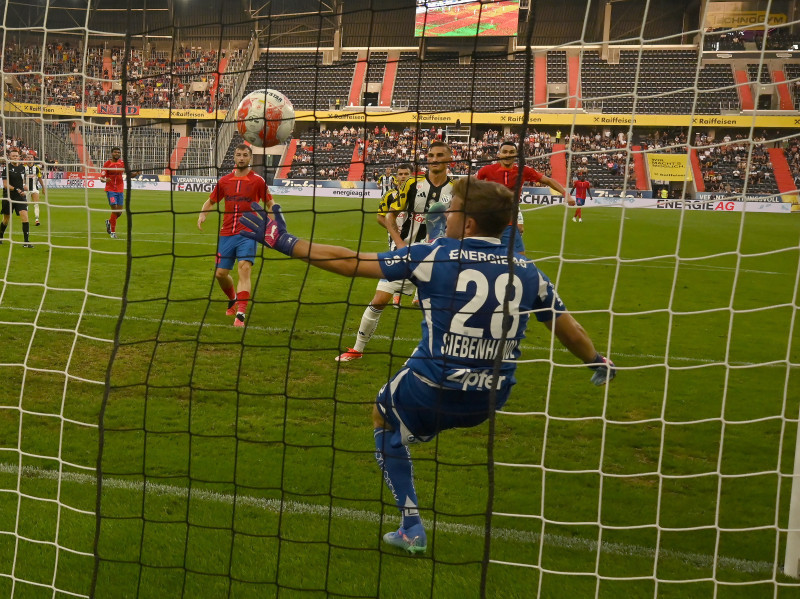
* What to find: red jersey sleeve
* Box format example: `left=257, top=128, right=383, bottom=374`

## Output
left=476, top=165, right=491, bottom=180
left=209, top=179, right=224, bottom=204
left=522, top=166, right=544, bottom=184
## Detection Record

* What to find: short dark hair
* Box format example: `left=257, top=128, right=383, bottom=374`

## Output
left=499, top=140, right=517, bottom=151
left=451, top=176, right=514, bottom=238
left=235, top=143, right=252, bottom=154
left=111, top=146, right=121, bottom=152
left=428, top=140, right=451, bottom=153
left=398, top=162, right=413, bottom=172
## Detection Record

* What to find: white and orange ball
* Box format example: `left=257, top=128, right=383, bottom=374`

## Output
left=235, top=89, right=295, bottom=147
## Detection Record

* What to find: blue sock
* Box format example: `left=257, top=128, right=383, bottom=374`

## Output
left=374, top=428, right=421, bottom=530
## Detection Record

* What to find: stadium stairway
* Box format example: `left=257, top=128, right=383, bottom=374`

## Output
left=102, top=53, right=112, bottom=94
left=567, top=55, right=581, bottom=108
left=767, top=148, right=798, bottom=195
left=379, top=51, right=400, bottom=107
left=277, top=139, right=298, bottom=179
left=550, top=144, right=568, bottom=189
left=534, top=54, right=547, bottom=107
left=690, top=149, right=705, bottom=192
left=348, top=51, right=368, bottom=107
left=733, top=69, right=755, bottom=110
left=165, top=136, right=191, bottom=175
left=772, top=70, right=795, bottom=111
left=631, top=146, right=650, bottom=190
left=210, top=57, right=228, bottom=107
left=348, top=144, right=364, bottom=182
left=69, top=123, right=94, bottom=169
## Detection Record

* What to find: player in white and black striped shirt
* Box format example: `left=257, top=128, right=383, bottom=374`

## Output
left=23, top=154, right=45, bottom=226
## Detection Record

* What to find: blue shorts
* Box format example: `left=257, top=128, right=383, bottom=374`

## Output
left=107, top=191, right=124, bottom=207
left=575, top=197, right=586, bottom=207
left=375, top=367, right=512, bottom=446
left=500, top=224, right=525, bottom=254
left=216, top=234, right=257, bottom=270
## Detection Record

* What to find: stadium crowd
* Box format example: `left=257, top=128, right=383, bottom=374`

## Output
left=695, top=131, right=775, bottom=194
left=3, top=41, right=239, bottom=110
left=786, top=136, right=800, bottom=189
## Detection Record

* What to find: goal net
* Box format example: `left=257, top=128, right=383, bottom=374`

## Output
left=1, top=0, right=799, bottom=597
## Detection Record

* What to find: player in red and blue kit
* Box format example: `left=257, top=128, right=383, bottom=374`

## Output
left=239, top=176, right=615, bottom=555
left=570, top=172, right=593, bottom=223
left=100, top=146, right=140, bottom=239
left=477, top=140, right=573, bottom=253
left=197, top=144, right=272, bottom=327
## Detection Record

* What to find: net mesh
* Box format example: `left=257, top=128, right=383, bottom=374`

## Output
left=0, top=1, right=799, bottom=597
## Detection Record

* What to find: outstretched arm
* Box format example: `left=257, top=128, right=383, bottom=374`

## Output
left=541, top=174, right=575, bottom=206
left=291, top=239, right=384, bottom=278
left=240, top=203, right=385, bottom=279
left=543, top=313, right=616, bottom=386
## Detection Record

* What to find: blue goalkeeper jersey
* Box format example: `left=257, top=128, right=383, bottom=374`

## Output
left=378, top=236, right=566, bottom=391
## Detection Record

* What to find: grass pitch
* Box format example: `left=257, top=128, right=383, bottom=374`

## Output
left=0, top=188, right=798, bottom=598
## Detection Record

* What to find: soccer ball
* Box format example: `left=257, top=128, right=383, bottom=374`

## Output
left=236, top=89, right=295, bottom=147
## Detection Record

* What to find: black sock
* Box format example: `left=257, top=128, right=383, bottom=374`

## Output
left=0, top=222, right=6, bottom=239
left=22, top=222, right=29, bottom=242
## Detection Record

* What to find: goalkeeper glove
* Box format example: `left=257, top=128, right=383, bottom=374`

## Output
left=587, top=354, right=616, bottom=386
left=240, top=203, right=299, bottom=257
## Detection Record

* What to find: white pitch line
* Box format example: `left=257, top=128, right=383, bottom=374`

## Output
left=0, top=305, right=788, bottom=368
left=0, top=462, right=777, bottom=576
left=11, top=231, right=789, bottom=276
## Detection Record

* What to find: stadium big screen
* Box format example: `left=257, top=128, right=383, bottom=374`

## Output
left=414, top=0, right=520, bottom=37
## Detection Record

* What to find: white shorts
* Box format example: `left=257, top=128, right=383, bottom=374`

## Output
left=517, top=211, right=524, bottom=225
left=376, top=278, right=416, bottom=296
left=26, top=189, right=40, bottom=199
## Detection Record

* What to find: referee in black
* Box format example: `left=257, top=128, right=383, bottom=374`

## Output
left=1, top=148, right=33, bottom=247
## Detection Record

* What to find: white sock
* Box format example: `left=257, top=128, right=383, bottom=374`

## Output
left=34, top=204, right=40, bottom=219
left=354, top=305, right=383, bottom=352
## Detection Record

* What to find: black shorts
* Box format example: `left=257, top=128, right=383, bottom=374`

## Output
left=2, top=196, right=28, bottom=216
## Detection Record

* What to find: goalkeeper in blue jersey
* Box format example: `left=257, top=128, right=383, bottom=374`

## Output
left=240, top=176, right=615, bottom=555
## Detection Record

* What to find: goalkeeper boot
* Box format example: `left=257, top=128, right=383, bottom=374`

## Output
left=335, top=348, right=363, bottom=362
left=383, top=523, right=427, bottom=555
left=35, top=219, right=40, bottom=226
left=226, top=299, right=237, bottom=316
left=234, top=312, right=246, bottom=328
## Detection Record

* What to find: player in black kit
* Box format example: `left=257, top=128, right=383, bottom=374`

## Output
left=1, top=149, right=33, bottom=247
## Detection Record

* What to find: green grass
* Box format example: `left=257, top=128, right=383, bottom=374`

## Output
left=0, top=189, right=799, bottom=598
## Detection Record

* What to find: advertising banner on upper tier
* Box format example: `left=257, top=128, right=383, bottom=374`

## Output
left=5, top=102, right=227, bottom=120
left=7, top=100, right=800, bottom=128
left=703, top=2, right=788, bottom=29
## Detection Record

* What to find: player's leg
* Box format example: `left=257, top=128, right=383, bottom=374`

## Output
left=30, top=191, right=40, bottom=225
left=18, top=206, right=32, bottom=247
left=372, top=370, right=427, bottom=554
left=515, top=215, right=526, bottom=255
left=337, top=280, right=414, bottom=361
left=574, top=197, right=584, bottom=222
left=337, top=288, right=392, bottom=361
left=107, top=192, right=124, bottom=237
left=0, top=201, right=10, bottom=243
left=232, top=236, right=257, bottom=327
left=215, top=236, right=238, bottom=316
left=234, top=260, right=252, bottom=327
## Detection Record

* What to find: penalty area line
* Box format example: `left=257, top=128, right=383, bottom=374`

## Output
left=0, top=462, right=777, bottom=576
